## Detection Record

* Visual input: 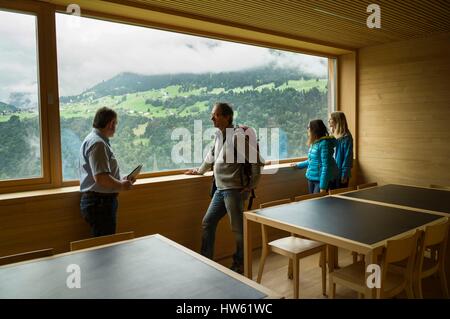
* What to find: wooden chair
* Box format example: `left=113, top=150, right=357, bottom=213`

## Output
left=329, top=186, right=356, bottom=195
left=329, top=231, right=420, bottom=299
left=0, top=248, right=54, bottom=266
left=430, top=184, right=450, bottom=191
left=259, top=198, right=291, bottom=209
left=414, top=218, right=449, bottom=298
left=257, top=198, right=327, bottom=298
left=294, top=191, right=328, bottom=202
left=70, top=231, right=135, bottom=251
left=357, top=182, right=378, bottom=190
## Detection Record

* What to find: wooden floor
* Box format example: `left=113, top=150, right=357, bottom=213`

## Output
left=219, top=248, right=446, bottom=299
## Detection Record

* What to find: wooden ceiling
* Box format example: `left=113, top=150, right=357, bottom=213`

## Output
left=105, top=0, right=450, bottom=49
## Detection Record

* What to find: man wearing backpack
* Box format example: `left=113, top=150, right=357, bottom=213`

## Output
left=185, top=102, right=263, bottom=274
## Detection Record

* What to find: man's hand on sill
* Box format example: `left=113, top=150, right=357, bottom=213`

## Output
left=185, top=169, right=200, bottom=175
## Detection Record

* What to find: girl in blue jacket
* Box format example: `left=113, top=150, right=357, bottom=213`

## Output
left=328, top=111, right=353, bottom=188
left=291, top=119, right=338, bottom=193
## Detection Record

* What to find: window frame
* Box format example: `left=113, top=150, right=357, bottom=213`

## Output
left=0, top=0, right=60, bottom=193
left=0, top=0, right=339, bottom=192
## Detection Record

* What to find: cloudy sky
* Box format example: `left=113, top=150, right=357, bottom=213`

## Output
left=0, top=10, right=328, bottom=102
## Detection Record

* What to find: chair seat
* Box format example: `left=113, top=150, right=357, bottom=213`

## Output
left=332, top=261, right=366, bottom=285
left=268, top=236, right=325, bottom=254
left=333, top=261, right=405, bottom=292
left=392, top=255, right=437, bottom=272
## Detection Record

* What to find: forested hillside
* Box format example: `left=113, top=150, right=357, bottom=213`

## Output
left=0, top=66, right=328, bottom=180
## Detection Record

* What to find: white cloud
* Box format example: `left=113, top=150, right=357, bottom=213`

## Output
left=1, top=11, right=328, bottom=100
left=0, top=10, right=38, bottom=103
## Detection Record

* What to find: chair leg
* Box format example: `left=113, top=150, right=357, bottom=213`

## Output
left=293, top=258, right=300, bottom=299
left=329, top=276, right=336, bottom=299
left=323, top=246, right=339, bottom=269
left=288, top=259, right=293, bottom=279
left=439, top=265, right=449, bottom=298
left=334, top=248, right=340, bottom=269
left=256, top=246, right=269, bottom=283
left=414, top=277, right=423, bottom=299
left=352, top=251, right=358, bottom=264
left=405, top=283, right=415, bottom=299
left=320, top=250, right=327, bottom=296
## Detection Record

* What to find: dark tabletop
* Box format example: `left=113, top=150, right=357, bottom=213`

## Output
left=341, top=184, right=450, bottom=214
left=0, top=235, right=267, bottom=299
left=256, top=196, right=442, bottom=245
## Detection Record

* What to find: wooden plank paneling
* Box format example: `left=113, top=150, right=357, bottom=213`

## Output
left=0, top=165, right=308, bottom=261
left=338, top=52, right=358, bottom=185
left=338, top=52, right=357, bottom=145
left=358, top=32, right=450, bottom=187
left=104, top=0, right=450, bottom=49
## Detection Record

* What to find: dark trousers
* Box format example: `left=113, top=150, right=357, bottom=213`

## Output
left=339, top=181, right=349, bottom=188
left=308, top=180, right=321, bottom=194
left=308, top=179, right=339, bottom=193
left=80, top=193, right=118, bottom=237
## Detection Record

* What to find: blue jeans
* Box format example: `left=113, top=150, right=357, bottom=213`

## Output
left=201, top=189, right=249, bottom=265
left=80, top=193, right=118, bottom=237
left=308, top=180, right=321, bottom=194
left=308, top=180, right=339, bottom=193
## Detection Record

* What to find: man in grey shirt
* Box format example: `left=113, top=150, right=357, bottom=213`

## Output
left=79, top=107, right=134, bottom=236
left=185, top=102, right=262, bottom=274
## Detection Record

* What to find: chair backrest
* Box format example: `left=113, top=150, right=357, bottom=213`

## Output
left=70, top=231, right=135, bottom=251
left=329, top=186, right=356, bottom=195
left=381, top=231, right=420, bottom=287
left=294, top=191, right=327, bottom=202
left=260, top=198, right=291, bottom=209
left=423, top=218, right=450, bottom=248
left=418, top=218, right=449, bottom=269
left=357, top=182, right=378, bottom=190
left=0, top=248, right=54, bottom=266
left=429, top=184, right=450, bottom=191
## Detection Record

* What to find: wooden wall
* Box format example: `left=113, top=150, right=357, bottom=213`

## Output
left=338, top=52, right=358, bottom=185
left=358, top=32, right=450, bottom=186
left=338, top=52, right=357, bottom=141
left=0, top=165, right=307, bottom=260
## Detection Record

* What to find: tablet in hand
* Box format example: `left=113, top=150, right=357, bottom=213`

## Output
left=127, top=164, right=143, bottom=180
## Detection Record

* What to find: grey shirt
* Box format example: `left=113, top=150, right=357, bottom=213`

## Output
left=198, top=127, right=262, bottom=190
left=79, top=129, right=121, bottom=193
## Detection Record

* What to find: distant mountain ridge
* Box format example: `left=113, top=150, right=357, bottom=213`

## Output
left=60, top=66, right=322, bottom=103
left=0, top=101, right=17, bottom=112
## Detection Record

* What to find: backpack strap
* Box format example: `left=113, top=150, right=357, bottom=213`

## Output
left=247, top=189, right=256, bottom=210
left=233, top=126, right=252, bottom=188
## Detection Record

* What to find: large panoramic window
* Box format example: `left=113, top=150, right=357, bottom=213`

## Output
left=56, top=14, right=332, bottom=180
left=0, top=10, right=42, bottom=181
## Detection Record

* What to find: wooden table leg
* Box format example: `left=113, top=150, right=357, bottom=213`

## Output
left=244, top=214, right=253, bottom=279
left=365, top=248, right=382, bottom=299
left=327, top=245, right=337, bottom=273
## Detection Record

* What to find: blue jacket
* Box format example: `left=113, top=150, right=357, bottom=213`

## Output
left=296, top=136, right=338, bottom=190
left=334, top=133, right=353, bottom=179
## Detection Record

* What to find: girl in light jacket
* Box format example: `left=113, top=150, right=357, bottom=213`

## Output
left=328, top=111, right=353, bottom=188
